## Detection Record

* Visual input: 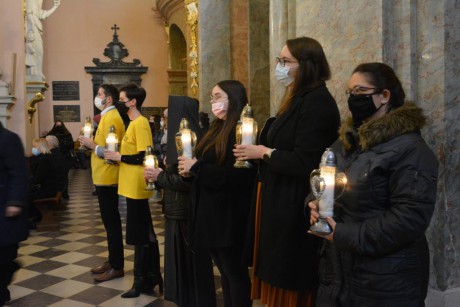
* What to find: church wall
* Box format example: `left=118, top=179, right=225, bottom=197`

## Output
left=0, top=0, right=32, bottom=149
left=40, top=0, right=169, bottom=139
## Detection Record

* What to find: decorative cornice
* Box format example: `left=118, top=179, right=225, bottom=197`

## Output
left=154, top=0, right=183, bottom=22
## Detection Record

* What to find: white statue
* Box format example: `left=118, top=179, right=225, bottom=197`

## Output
left=25, top=0, right=61, bottom=79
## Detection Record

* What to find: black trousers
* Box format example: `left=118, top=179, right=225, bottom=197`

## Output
left=96, top=185, right=124, bottom=270
left=0, top=245, right=19, bottom=305
left=209, top=247, right=251, bottom=307
left=126, top=198, right=156, bottom=245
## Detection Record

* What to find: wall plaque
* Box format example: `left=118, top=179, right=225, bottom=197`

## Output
left=52, top=81, right=80, bottom=101
left=53, top=105, right=81, bottom=122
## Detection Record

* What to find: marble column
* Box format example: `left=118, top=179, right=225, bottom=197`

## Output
left=269, top=0, right=290, bottom=115
left=249, top=0, right=270, bottom=126
left=198, top=0, right=231, bottom=114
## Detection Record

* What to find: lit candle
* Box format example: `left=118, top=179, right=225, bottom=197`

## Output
left=318, top=165, right=336, bottom=218
left=241, top=118, right=254, bottom=145
left=83, top=124, right=91, bottom=138
left=181, top=130, right=193, bottom=158
left=145, top=155, right=156, bottom=168
left=106, top=134, right=117, bottom=152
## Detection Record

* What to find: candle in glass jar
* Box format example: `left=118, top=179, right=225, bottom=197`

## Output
left=106, top=135, right=117, bottom=151
left=145, top=155, right=156, bottom=168
left=181, top=130, right=193, bottom=158
left=318, top=165, right=335, bottom=218
left=83, top=125, right=91, bottom=138
left=241, top=118, right=254, bottom=145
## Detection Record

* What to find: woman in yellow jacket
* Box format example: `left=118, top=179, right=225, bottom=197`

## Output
left=105, top=83, right=163, bottom=298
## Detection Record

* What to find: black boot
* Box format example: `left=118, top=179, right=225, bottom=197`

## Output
left=143, top=241, right=163, bottom=295
left=121, top=246, right=145, bottom=298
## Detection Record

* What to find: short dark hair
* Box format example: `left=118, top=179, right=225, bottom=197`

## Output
left=352, top=62, right=406, bottom=109
left=100, top=84, right=119, bottom=103
left=119, top=83, right=147, bottom=110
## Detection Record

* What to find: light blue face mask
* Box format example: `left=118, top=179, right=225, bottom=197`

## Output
left=32, top=147, right=40, bottom=156
left=275, top=63, right=295, bottom=86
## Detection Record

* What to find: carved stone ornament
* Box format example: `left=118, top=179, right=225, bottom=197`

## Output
left=92, top=24, right=142, bottom=67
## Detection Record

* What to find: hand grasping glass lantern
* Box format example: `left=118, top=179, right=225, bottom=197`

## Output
left=309, top=148, right=347, bottom=235
left=175, top=118, right=197, bottom=159
left=105, top=125, right=119, bottom=164
left=234, top=103, right=258, bottom=168
left=144, top=145, right=159, bottom=191
left=79, top=116, right=93, bottom=151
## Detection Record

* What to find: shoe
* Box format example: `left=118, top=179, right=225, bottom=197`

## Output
left=94, top=268, right=124, bottom=282
left=91, top=262, right=110, bottom=274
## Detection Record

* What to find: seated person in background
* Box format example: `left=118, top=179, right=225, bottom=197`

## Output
left=29, top=138, right=58, bottom=200
left=45, top=135, right=68, bottom=198
left=28, top=138, right=58, bottom=227
left=46, top=121, right=73, bottom=198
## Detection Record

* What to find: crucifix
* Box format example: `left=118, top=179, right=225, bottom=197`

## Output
left=111, top=24, right=120, bottom=36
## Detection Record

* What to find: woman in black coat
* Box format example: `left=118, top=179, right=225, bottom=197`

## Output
left=0, top=123, right=29, bottom=306
left=309, top=63, right=438, bottom=307
left=144, top=96, right=216, bottom=307
left=234, top=37, right=340, bottom=306
left=179, top=80, right=256, bottom=307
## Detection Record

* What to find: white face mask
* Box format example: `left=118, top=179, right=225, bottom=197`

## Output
left=211, top=100, right=229, bottom=119
left=94, top=97, right=106, bottom=110
left=275, top=63, right=295, bottom=86
left=160, top=120, right=164, bottom=128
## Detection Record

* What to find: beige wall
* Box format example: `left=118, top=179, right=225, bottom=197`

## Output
left=39, top=0, right=169, bottom=139
left=0, top=0, right=33, bottom=150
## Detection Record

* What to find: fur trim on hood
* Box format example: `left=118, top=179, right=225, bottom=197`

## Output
left=339, top=102, right=426, bottom=151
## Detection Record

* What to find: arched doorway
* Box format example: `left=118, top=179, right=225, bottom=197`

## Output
left=168, top=24, right=187, bottom=95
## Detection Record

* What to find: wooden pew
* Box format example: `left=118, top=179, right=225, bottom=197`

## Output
left=33, top=192, right=62, bottom=231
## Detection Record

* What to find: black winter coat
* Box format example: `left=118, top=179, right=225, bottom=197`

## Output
left=318, top=103, right=438, bottom=307
left=189, top=128, right=256, bottom=248
left=255, top=83, right=340, bottom=291
left=0, top=123, right=29, bottom=247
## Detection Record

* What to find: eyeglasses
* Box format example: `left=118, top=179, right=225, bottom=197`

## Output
left=118, top=99, right=132, bottom=104
left=275, top=57, right=298, bottom=67
left=210, top=95, right=228, bottom=103
left=345, top=86, right=382, bottom=97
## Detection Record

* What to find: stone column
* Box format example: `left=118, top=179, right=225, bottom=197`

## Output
left=249, top=0, right=270, bottom=126
left=198, top=0, right=232, bottom=114
left=269, top=0, right=290, bottom=116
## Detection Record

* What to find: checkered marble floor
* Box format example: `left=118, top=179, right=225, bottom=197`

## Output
left=6, top=169, right=263, bottom=307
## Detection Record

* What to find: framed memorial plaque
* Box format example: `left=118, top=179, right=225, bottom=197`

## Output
left=52, top=81, right=80, bottom=101
left=53, top=105, right=81, bottom=122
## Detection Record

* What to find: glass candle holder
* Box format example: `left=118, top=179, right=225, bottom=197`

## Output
left=144, top=146, right=158, bottom=191
left=234, top=103, right=258, bottom=168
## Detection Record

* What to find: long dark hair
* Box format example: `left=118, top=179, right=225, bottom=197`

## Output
left=196, top=80, right=247, bottom=164
left=278, top=37, right=331, bottom=115
left=352, top=62, right=406, bottom=109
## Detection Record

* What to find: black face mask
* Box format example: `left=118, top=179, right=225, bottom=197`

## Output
left=347, top=94, right=378, bottom=128
left=117, top=102, right=130, bottom=114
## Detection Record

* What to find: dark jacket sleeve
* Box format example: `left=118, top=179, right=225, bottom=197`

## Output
left=334, top=143, right=438, bottom=256
left=156, top=165, right=190, bottom=192
left=3, top=132, right=29, bottom=207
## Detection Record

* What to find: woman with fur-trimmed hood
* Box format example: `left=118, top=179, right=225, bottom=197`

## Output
left=308, top=62, right=438, bottom=307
